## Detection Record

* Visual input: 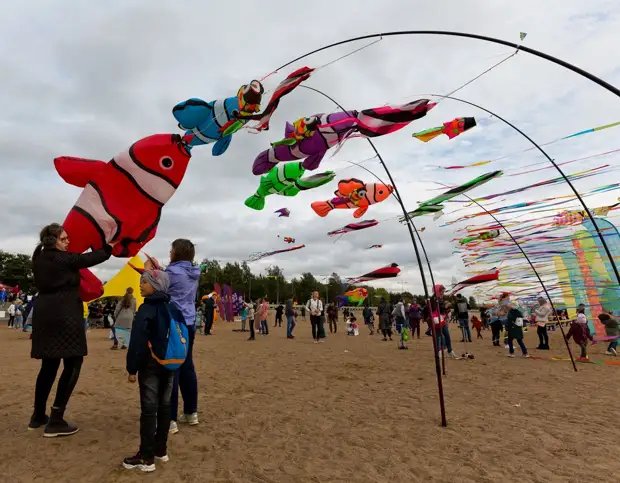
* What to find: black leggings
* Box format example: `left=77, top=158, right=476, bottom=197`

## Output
left=491, top=321, right=503, bottom=345
left=249, top=319, right=255, bottom=339
left=382, top=329, right=393, bottom=338
left=34, top=357, right=83, bottom=418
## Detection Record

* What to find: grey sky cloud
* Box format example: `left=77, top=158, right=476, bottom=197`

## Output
left=2, top=0, right=620, bottom=299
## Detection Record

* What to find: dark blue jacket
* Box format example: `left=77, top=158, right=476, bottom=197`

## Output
left=126, top=291, right=186, bottom=375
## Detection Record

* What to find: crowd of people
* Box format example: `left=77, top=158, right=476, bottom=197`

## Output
left=17, top=222, right=620, bottom=473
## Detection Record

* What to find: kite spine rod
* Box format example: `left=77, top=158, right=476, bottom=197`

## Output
left=273, top=30, right=620, bottom=98
left=300, top=84, right=448, bottom=428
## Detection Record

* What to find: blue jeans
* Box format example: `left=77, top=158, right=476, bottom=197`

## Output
left=508, top=336, right=528, bottom=355
left=459, top=319, right=471, bottom=341
left=608, top=340, right=618, bottom=352
left=436, top=325, right=453, bottom=352
left=171, top=324, right=197, bottom=420
left=286, top=315, right=296, bottom=337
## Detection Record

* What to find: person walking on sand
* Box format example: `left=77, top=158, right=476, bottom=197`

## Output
left=506, top=304, right=529, bottom=358
left=203, top=295, right=215, bottom=335
left=29, top=223, right=114, bottom=436
left=363, top=303, right=375, bottom=335
left=114, top=287, right=137, bottom=349
left=408, top=301, right=422, bottom=339
left=533, top=297, right=552, bottom=350
left=274, top=303, right=284, bottom=328
left=306, top=291, right=324, bottom=343
left=566, top=313, right=594, bottom=361
left=377, top=297, right=392, bottom=341
left=454, top=294, right=471, bottom=342
left=247, top=301, right=256, bottom=341
left=599, top=308, right=619, bottom=356
left=327, top=303, right=338, bottom=334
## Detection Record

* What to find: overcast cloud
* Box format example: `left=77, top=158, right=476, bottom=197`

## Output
left=2, top=0, right=620, bottom=298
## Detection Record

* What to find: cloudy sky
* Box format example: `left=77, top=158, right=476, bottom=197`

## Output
left=2, top=0, right=620, bottom=297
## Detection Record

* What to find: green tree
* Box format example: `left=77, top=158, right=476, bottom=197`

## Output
left=468, top=296, right=478, bottom=309
left=0, top=251, right=34, bottom=293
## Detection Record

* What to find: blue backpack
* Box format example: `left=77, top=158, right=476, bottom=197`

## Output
left=149, top=306, right=189, bottom=371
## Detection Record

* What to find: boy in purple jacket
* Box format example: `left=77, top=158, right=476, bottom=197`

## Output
left=145, top=239, right=200, bottom=433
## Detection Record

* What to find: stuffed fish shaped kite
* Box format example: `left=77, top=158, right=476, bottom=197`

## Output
left=412, top=117, right=476, bottom=142
left=252, top=99, right=435, bottom=175
left=55, top=133, right=194, bottom=300
left=173, top=80, right=264, bottom=156
left=311, top=178, right=394, bottom=218
left=245, top=161, right=336, bottom=211
left=459, top=229, right=500, bottom=245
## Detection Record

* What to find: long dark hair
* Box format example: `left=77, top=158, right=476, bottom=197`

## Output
left=33, top=223, right=64, bottom=259
left=121, top=287, right=134, bottom=309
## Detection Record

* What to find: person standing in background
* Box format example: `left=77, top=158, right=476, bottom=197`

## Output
left=203, top=296, right=215, bottom=336
left=533, top=297, right=552, bottom=350
left=454, top=294, right=471, bottom=343
left=285, top=297, right=295, bottom=339
left=306, top=291, right=324, bottom=343
left=275, top=303, right=284, bottom=328
left=114, top=287, right=137, bottom=349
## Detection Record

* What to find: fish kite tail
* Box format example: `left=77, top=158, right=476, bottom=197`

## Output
left=311, top=201, right=333, bottom=217
left=252, top=150, right=278, bottom=175
left=244, top=194, right=266, bottom=211
left=412, top=128, right=443, bottom=142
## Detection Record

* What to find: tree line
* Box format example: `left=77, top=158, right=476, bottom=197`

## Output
left=0, top=251, right=478, bottom=308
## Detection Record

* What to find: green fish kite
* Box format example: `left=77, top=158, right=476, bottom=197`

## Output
left=399, top=170, right=503, bottom=223
left=245, top=161, right=336, bottom=211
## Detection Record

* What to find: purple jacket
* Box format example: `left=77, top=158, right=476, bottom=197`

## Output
left=165, top=261, right=200, bottom=326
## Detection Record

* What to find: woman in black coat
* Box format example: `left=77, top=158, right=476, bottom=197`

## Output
left=29, top=223, right=113, bottom=437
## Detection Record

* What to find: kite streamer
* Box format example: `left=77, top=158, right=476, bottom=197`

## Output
left=247, top=245, right=305, bottom=262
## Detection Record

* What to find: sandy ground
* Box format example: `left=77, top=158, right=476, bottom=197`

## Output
left=2, top=316, right=620, bottom=483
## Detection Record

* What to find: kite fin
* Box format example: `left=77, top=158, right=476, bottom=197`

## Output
left=271, top=137, right=298, bottom=147
left=244, top=194, right=265, bottom=211
left=433, top=210, right=444, bottom=220
left=302, top=152, right=326, bottom=171
left=353, top=206, right=368, bottom=218
left=296, top=171, right=336, bottom=190
left=281, top=185, right=300, bottom=196
left=54, top=156, right=105, bottom=187
left=311, top=201, right=333, bottom=217
left=284, top=121, right=295, bottom=138
left=412, top=126, right=443, bottom=142
left=212, top=135, right=232, bottom=156
left=172, top=98, right=211, bottom=129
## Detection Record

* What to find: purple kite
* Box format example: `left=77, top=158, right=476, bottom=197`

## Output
left=274, top=207, right=290, bottom=217
left=252, top=99, right=435, bottom=175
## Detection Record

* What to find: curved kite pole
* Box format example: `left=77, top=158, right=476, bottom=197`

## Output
left=274, top=31, right=620, bottom=286
left=423, top=93, right=620, bottom=288
left=300, top=85, right=447, bottom=427
left=448, top=188, right=578, bottom=372
left=273, top=30, right=620, bottom=98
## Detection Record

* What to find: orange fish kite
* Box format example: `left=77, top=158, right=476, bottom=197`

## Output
left=311, top=178, right=393, bottom=218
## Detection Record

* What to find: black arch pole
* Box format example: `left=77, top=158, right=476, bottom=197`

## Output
left=422, top=93, right=620, bottom=287
left=274, top=30, right=620, bottom=98
left=273, top=31, right=620, bottom=286
left=300, top=85, right=448, bottom=427
left=442, top=187, right=578, bottom=372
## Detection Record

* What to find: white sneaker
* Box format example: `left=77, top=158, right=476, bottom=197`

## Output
left=507, top=354, right=515, bottom=358
left=612, top=348, right=618, bottom=356
left=449, top=351, right=459, bottom=359
left=604, top=351, right=613, bottom=356
left=169, top=421, right=179, bottom=434
left=178, top=412, right=199, bottom=425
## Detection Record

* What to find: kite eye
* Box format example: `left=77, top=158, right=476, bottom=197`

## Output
left=357, top=189, right=367, bottom=197
left=241, top=84, right=251, bottom=94
left=378, top=189, right=384, bottom=195
left=160, top=157, right=173, bottom=170
left=250, top=80, right=263, bottom=93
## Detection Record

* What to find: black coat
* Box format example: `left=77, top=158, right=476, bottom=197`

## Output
left=31, top=246, right=112, bottom=359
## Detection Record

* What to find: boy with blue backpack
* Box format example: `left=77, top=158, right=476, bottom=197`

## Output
left=123, top=269, right=188, bottom=473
